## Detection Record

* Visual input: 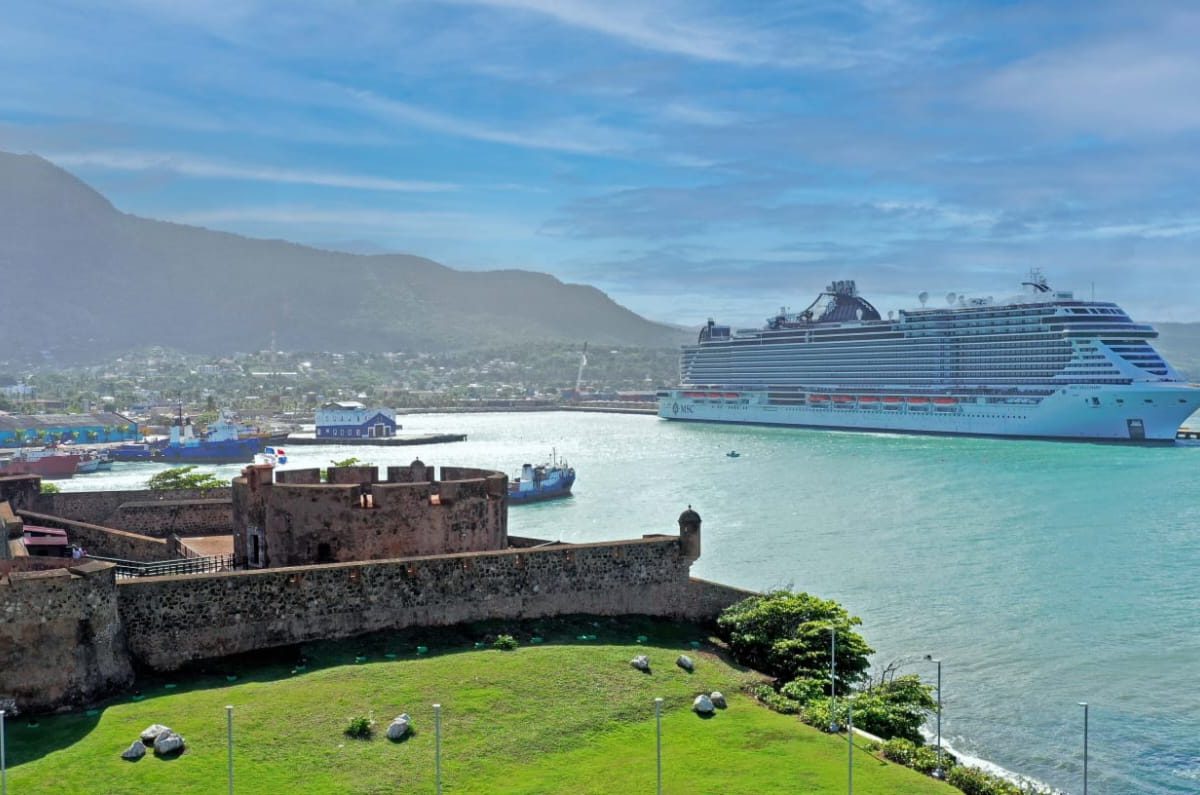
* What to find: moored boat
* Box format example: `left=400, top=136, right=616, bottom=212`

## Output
left=0, top=449, right=80, bottom=479
left=508, top=452, right=575, bottom=504
left=155, top=409, right=264, bottom=464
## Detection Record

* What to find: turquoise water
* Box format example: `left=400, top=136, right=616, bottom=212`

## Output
left=65, top=411, right=1200, bottom=794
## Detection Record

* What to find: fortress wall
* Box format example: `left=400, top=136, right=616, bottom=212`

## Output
left=0, top=475, right=41, bottom=512
left=0, top=562, right=133, bottom=712
left=117, top=536, right=694, bottom=671
left=18, top=510, right=173, bottom=561
left=107, top=498, right=232, bottom=536
left=683, top=578, right=758, bottom=621
left=275, top=468, right=321, bottom=484
left=35, top=487, right=234, bottom=535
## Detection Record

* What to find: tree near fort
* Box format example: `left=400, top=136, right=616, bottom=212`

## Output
left=716, top=590, right=873, bottom=692
left=147, top=466, right=226, bottom=492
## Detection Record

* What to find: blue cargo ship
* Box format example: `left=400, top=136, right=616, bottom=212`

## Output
left=155, top=410, right=263, bottom=464
left=508, top=453, right=576, bottom=504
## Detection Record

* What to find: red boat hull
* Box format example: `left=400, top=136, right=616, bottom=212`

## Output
left=0, top=454, right=80, bottom=479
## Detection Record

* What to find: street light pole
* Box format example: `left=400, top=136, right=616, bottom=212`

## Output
left=226, top=705, right=234, bottom=795
left=1079, top=702, right=1088, bottom=795
left=925, top=655, right=943, bottom=778
left=655, top=697, right=663, bottom=795
left=829, top=626, right=839, bottom=732
left=847, top=702, right=853, bottom=795
left=434, top=703, right=442, bottom=795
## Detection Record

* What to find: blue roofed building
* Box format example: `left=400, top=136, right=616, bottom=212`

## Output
left=315, top=401, right=399, bottom=439
left=0, top=411, right=139, bottom=447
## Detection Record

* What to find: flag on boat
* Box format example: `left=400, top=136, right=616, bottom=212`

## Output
left=256, top=446, right=288, bottom=465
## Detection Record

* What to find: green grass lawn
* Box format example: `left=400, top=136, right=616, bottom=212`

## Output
left=5, top=617, right=950, bottom=794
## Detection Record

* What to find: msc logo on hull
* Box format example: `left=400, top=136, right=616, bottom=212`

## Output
left=671, top=402, right=695, bottom=415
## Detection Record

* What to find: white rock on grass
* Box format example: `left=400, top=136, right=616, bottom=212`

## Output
left=140, top=724, right=170, bottom=745
left=692, top=694, right=715, bottom=714
left=154, top=731, right=185, bottom=756
left=121, top=740, right=146, bottom=761
left=630, top=655, right=650, bottom=672
left=676, top=655, right=694, bottom=672
left=710, top=691, right=727, bottom=709
left=387, top=714, right=412, bottom=741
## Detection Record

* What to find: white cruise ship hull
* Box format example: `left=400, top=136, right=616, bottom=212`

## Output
left=659, top=384, right=1200, bottom=442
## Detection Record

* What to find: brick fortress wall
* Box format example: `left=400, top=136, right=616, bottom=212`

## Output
left=0, top=561, right=133, bottom=712
left=118, top=532, right=700, bottom=671
left=232, top=462, right=507, bottom=568
left=35, top=487, right=233, bottom=537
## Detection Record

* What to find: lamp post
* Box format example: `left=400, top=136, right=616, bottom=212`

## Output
left=925, top=655, right=943, bottom=778
left=829, top=626, right=839, bottom=732
left=847, top=702, right=853, bottom=795
left=434, top=703, right=442, bottom=795
left=655, top=697, right=663, bottom=795
left=1079, top=702, right=1088, bottom=795
left=226, top=705, right=234, bottom=795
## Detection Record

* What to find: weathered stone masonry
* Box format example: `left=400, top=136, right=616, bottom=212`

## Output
left=233, top=463, right=507, bottom=568
left=34, top=487, right=234, bottom=537
left=119, top=533, right=699, bottom=671
left=0, top=561, right=133, bottom=712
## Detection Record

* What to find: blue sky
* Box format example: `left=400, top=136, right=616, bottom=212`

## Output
left=3, top=0, right=1199, bottom=325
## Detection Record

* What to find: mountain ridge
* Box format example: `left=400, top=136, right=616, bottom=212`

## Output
left=0, top=151, right=688, bottom=360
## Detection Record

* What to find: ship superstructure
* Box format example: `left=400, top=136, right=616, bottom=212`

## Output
left=658, top=274, right=1200, bottom=441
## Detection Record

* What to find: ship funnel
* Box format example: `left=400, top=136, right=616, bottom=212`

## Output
left=918, top=291, right=929, bottom=307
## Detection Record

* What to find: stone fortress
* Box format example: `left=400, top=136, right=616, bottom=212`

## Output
left=1, top=462, right=750, bottom=715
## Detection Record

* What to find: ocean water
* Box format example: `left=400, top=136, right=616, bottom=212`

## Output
left=62, top=411, right=1200, bottom=794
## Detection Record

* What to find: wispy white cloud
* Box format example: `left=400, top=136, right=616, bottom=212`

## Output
left=977, top=10, right=1200, bottom=137
left=447, top=0, right=768, bottom=65
left=659, top=102, right=744, bottom=127
left=343, top=86, right=651, bottom=155
left=46, top=150, right=456, bottom=192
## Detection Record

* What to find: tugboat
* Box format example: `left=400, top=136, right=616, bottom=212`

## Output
left=155, top=409, right=264, bottom=464
left=508, top=452, right=576, bottom=504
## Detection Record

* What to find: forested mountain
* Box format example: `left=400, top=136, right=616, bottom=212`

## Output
left=0, top=152, right=687, bottom=360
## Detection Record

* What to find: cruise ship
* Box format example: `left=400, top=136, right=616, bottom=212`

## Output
left=657, top=274, right=1200, bottom=441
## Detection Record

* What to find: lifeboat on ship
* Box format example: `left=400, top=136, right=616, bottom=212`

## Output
left=810, top=394, right=831, bottom=405
left=831, top=395, right=855, bottom=407
left=907, top=396, right=930, bottom=409
left=857, top=395, right=880, bottom=405
left=881, top=396, right=902, bottom=408
left=933, top=397, right=959, bottom=410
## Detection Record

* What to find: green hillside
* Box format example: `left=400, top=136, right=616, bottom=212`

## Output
left=4, top=618, right=949, bottom=794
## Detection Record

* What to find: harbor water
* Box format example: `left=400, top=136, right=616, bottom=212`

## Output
left=62, top=411, right=1200, bottom=794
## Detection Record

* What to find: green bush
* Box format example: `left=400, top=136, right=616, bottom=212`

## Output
left=946, top=766, right=1023, bottom=795
left=344, top=715, right=374, bottom=739
left=39, top=482, right=61, bottom=494
left=748, top=683, right=801, bottom=714
left=881, top=738, right=952, bottom=775
left=779, top=677, right=827, bottom=705
left=493, top=634, right=519, bottom=651
left=147, top=466, right=225, bottom=492
left=845, top=675, right=936, bottom=744
left=716, top=591, right=873, bottom=689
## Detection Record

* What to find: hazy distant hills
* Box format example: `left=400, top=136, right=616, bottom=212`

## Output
left=0, top=152, right=688, bottom=360
left=1155, top=323, right=1200, bottom=381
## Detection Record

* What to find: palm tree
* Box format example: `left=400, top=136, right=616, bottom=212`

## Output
left=33, top=429, right=46, bottom=445
left=86, top=430, right=99, bottom=443
left=9, top=429, right=25, bottom=448
left=103, top=425, right=115, bottom=441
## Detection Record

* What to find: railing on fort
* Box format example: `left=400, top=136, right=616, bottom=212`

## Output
left=88, top=554, right=234, bottom=579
